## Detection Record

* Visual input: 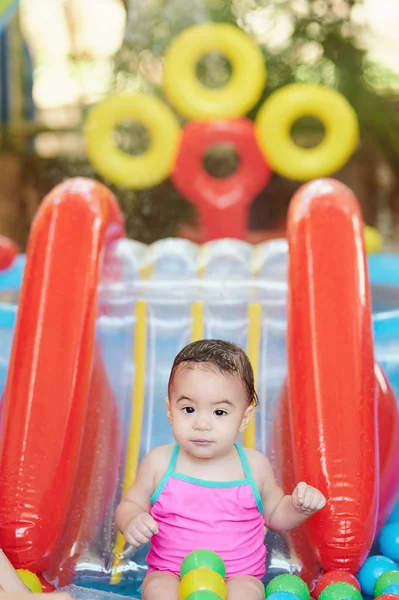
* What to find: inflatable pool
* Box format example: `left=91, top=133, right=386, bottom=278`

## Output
left=0, top=178, right=398, bottom=599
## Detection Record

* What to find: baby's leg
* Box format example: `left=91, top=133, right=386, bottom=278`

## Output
left=0, top=549, right=29, bottom=592
left=141, top=570, right=179, bottom=600
left=227, top=575, right=265, bottom=600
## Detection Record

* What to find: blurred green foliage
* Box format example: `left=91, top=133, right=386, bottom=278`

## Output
left=4, top=0, right=399, bottom=244
left=110, top=0, right=399, bottom=236
left=116, top=0, right=399, bottom=166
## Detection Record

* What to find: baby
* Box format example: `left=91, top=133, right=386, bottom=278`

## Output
left=115, top=339, right=326, bottom=600
left=0, top=549, right=28, bottom=593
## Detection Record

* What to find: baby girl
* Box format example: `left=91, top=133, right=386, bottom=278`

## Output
left=116, top=339, right=326, bottom=600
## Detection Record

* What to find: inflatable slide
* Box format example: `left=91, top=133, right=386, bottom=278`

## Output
left=0, top=177, right=398, bottom=599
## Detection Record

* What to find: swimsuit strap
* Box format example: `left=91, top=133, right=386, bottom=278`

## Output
left=150, top=444, right=180, bottom=505
left=235, top=443, right=264, bottom=514
left=168, top=443, right=180, bottom=473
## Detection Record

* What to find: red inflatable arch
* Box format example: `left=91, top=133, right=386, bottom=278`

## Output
left=0, top=179, right=124, bottom=572
left=286, top=179, right=377, bottom=572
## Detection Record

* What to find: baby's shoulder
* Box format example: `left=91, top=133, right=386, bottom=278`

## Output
left=141, top=444, right=175, bottom=478
left=241, top=447, right=273, bottom=489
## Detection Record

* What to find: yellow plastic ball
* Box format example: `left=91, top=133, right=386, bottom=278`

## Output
left=364, top=225, right=383, bottom=254
left=179, top=568, right=227, bottom=600
left=16, top=569, right=43, bottom=593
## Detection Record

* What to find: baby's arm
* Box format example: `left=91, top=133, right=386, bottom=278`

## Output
left=115, top=451, right=159, bottom=548
left=248, top=451, right=326, bottom=531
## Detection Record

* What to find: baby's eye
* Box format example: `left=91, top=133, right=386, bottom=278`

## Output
left=182, top=406, right=195, bottom=414
left=214, top=409, right=227, bottom=417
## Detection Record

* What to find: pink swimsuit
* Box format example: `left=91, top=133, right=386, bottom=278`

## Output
left=147, top=444, right=266, bottom=579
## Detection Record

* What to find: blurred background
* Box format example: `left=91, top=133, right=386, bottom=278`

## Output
left=1, top=0, right=399, bottom=249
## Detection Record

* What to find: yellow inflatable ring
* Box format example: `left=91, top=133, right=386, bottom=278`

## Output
left=255, top=83, right=359, bottom=181
left=163, top=22, right=266, bottom=121
left=85, top=93, right=181, bottom=189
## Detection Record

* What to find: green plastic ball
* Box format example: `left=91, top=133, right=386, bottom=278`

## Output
left=319, top=582, right=362, bottom=600
left=266, top=574, right=310, bottom=600
left=180, top=550, right=226, bottom=580
left=186, top=593, right=223, bottom=600
left=374, top=570, right=399, bottom=597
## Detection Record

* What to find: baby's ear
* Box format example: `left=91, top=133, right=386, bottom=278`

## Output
left=239, top=403, right=255, bottom=432
left=165, top=397, right=172, bottom=424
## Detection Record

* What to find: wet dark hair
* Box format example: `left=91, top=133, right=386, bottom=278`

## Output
left=168, top=339, right=258, bottom=406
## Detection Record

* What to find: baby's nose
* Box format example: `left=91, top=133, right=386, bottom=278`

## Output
left=194, top=416, right=211, bottom=430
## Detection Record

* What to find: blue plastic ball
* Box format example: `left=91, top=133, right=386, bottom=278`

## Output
left=357, top=555, right=397, bottom=596
left=267, top=593, right=300, bottom=600
left=379, top=522, right=399, bottom=561
left=387, top=500, right=399, bottom=524
left=385, top=583, right=399, bottom=595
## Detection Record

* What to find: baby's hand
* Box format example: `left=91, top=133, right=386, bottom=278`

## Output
left=123, top=512, right=159, bottom=548
left=292, top=482, right=326, bottom=515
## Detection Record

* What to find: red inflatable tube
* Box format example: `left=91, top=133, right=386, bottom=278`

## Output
left=45, top=349, right=121, bottom=587
left=286, top=179, right=377, bottom=572
left=274, top=382, right=321, bottom=588
left=276, top=367, right=398, bottom=578
left=171, top=118, right=271, bottom=241
left=375, top=363, right=399, bottom=530
left=0, top=178, right=124, bottom=571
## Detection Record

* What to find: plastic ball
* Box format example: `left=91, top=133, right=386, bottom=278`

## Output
left=266, top=574, right=310, bottom=600
left=374, top=571, right=399, bottom=598
left=0, top=235, right=18, bottom=270
left=377, top=596, right=399, bottom=600
left=179, top=568, right=226, bottom=600
left=181, top=550, right=226, bottom=579
left=378, top=522, right=399, bottom=561
left=186, top=593, right=223, bottom=600
left=314, top=571, right=361, bottom=599
left=357, top=555, right=397, bottom=596
left=268, top=592, right=300, bottom=600
left=384, top=584, right=399, bottom=595
left=16, top=569, right=43, bottom=593
left=319, top=582, right=362, bottom=600
left=364, top=226, right=383, bottom=254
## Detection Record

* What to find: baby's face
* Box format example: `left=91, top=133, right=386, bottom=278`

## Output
left=167, top=364, right=252, bottom=459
